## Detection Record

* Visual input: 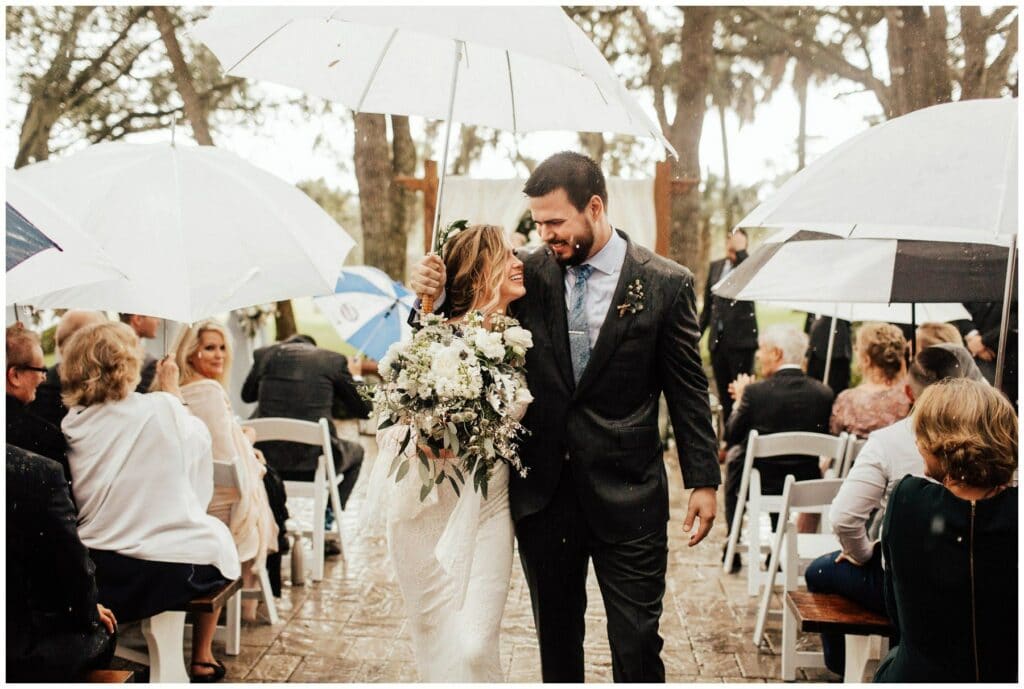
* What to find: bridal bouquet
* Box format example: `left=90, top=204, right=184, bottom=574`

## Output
left=371, top=311, right=533, bottom=501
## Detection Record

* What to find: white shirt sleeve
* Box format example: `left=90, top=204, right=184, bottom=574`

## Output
left=828, top=435, right=890, bottom=563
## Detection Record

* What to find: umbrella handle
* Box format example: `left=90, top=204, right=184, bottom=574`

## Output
left=421, top=293, right=435, bottom=315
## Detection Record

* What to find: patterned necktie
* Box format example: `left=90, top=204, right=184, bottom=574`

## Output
left=568, top=264, right=594, bottom=384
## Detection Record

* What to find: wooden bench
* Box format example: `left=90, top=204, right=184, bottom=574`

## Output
left=85, top=669, right=134, bottom=683
left=786, top=591, right=895, bottom=682
left=114, top=578, right=241, bottom=683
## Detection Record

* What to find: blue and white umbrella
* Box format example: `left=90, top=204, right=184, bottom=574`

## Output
left=313, top=266, right=416, bottom=361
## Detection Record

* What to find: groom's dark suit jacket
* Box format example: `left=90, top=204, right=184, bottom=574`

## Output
left=509, top=230, right=720, bottom=542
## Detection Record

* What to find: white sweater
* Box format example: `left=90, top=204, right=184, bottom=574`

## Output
left=64, top=391, right=240, bottom=579
left=828, top=416, right=932, bottom=564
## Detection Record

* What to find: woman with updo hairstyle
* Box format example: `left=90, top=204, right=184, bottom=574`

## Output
left=829, top=322, right=910, bottom=437
left=60, top=321, right=239, bottom=682
left=159, top=320, right=279, bottom=622
left=874, top=378, right=1017, bottom=682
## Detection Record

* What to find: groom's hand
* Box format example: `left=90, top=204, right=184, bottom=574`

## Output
left=683, top=487, right=716, bottom=547
left=410, top=254, right=446, bottom=300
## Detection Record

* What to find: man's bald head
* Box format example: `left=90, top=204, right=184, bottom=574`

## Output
left=56, top=310, right=107, bottom=353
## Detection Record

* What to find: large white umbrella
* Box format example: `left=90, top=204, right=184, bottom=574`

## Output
left=14, top=142, right=354, bottom=323
left=193, top=5, right=674, bottom=257
left=736, top=98, right=1017, bottom=245
left=6, top=175, right=127, bottom=305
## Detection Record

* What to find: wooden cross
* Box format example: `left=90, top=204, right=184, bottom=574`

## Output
left=393, top=159, right=439, bottom=255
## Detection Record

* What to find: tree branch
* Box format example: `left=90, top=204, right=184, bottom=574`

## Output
left=66, top=6, right=149, bottom=100
left=985, top=15, right=1019, bottom=97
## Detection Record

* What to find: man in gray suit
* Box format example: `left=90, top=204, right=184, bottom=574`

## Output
left=412, top=151, right=719, bottom=682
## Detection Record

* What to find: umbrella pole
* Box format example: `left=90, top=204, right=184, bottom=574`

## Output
left=13, top=303, right=20, bottom=324
left=822, top=309, right=838, bottom=388
left=421, top=39, right=465, bottom=316
left=995, top=234, right=1017, bottom=391
left=911, top=303, right=916, bottom=357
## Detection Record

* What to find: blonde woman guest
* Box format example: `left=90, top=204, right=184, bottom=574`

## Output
left=830, top=322, right=910, bottom=438
left=875, top=378, right=1017, bottom=682
left=60, top=322, right=238, bottom=682
left=164, top=321, right=279, bottom=622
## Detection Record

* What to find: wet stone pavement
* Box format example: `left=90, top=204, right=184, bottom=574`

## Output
left=127, top=420, right=840, bottom=683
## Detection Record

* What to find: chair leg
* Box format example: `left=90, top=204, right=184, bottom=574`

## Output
left=224, top=590, right=241, bottom=656
left=258, top=566, right=280, bottom=625
left=311, top=464, right=327, bottom=582
left=781, top=598, right=798, bottom=681
left=747, top=473, right=763, bottom=597
left=754, top=524, right=784, bottom=645
left=141, top=611, right=189, bottom=683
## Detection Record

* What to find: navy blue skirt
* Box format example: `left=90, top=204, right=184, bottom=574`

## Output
left=88, top=550, right=230, bottom=623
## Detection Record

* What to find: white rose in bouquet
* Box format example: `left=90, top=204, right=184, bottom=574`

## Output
left=473, top=329, right=506, bottom=361
left=503, top=326, right=534, bottom=353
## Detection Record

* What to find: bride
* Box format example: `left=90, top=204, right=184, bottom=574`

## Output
left=362, top=224, right=529, bottom=682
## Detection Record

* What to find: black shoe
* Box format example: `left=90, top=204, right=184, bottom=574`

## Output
left=324, top=540, right=341, bottom=557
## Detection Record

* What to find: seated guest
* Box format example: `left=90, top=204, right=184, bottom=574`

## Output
left=6, top=323, right=69, bottom=478
left=242, top=333, right=370, bottom=511
left=60, top=322, right=240, bottom=682
left=805, top=344, right=982, bottom=675
left=830, top=322, right=910, bottom=438
left=7, top=446, right=118, bottom=682
left=118, top=312, right=160, bottom=392
left=875, top=378, right=1017, bottom=682
left=915, top=321, right=963, bottom=352
left=28, top=310, right=107, bottom=429
left=723, top=325, right=834, bottom=563
left=162, top=320, right=279, bottom=621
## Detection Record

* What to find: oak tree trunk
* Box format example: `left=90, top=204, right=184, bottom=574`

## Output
left=668, top=7, right=716, bottom=290
left=355, top=112, right=401, bottom=278
left=389, top=114, right=417, bottom=282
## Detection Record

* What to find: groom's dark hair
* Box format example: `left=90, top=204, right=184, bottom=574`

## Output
left=523, top=151, right=607, bottom=212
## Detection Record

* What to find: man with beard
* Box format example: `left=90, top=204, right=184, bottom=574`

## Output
left=411, top=151, right=719, bottom=682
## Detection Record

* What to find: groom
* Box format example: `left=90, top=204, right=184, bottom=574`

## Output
left=411, top=151, right=719, bottom=682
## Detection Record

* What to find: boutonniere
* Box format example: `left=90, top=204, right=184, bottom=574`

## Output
left=617, top=278, right=645, bottom=317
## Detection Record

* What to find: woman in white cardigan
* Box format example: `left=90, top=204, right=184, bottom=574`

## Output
left=164, top=320, right=278, bottom=621
left=61, top=322, right=239, bottom=683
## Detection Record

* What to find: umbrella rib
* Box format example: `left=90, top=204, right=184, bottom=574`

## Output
left=505, top=50, right=518, bottom=134
left=356, top=27, right=399, bottom=114
left=224, top=19, right=294, bottom=75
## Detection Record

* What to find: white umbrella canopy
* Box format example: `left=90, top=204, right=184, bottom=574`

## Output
left=14, top=143, right=354, bottom=323
left=776, top=301, right=970, bottom=325
left=6, top=175, right=128, bottom=305
left=192, top=6, right=673, bottom=151
left=736, top=98, right=1018, bottom=244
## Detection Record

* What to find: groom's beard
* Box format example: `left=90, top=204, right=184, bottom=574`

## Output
left=551, top=229, right=594, bottom=267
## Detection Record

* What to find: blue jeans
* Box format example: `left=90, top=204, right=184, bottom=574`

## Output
left=804, top=545, right=887, bottom=675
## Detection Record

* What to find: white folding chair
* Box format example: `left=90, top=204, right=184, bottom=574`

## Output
left=840, top=435, right=867, bottom=479
left=751, top=476, right=843, bottom=679
left=211, top=460, right=280, bottom=632
left=723, top=430, right=847, bottom=596
left=242, top=417, right=343, bottom=582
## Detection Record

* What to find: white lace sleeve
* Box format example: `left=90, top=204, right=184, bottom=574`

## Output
left=358, top=424, right=439, bottom=536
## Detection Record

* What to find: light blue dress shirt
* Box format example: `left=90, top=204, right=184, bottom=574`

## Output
left=564, top=229, right=627, bottom=349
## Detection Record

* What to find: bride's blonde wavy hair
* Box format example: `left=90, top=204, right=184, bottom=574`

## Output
left=442, top=224, right=511, bottom=318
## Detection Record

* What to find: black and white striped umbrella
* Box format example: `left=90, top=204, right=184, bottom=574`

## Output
left=713, top=230, right=1010, bottom=304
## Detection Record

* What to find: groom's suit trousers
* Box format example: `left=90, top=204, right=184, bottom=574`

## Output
left=516, top=462, right=668, bottom=683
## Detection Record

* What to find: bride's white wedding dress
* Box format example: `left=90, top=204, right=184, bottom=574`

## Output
left=362, top=411, right=524, bottom=681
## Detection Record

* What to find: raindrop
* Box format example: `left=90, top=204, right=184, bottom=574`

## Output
left=328, top=59, right=340, bottom=68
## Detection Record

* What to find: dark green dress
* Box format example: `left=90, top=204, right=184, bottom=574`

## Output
left=875, top=475, right=1018, bottom=682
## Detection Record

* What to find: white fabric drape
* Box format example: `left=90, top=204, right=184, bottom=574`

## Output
left=438, top=175, right=657, bottom=250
